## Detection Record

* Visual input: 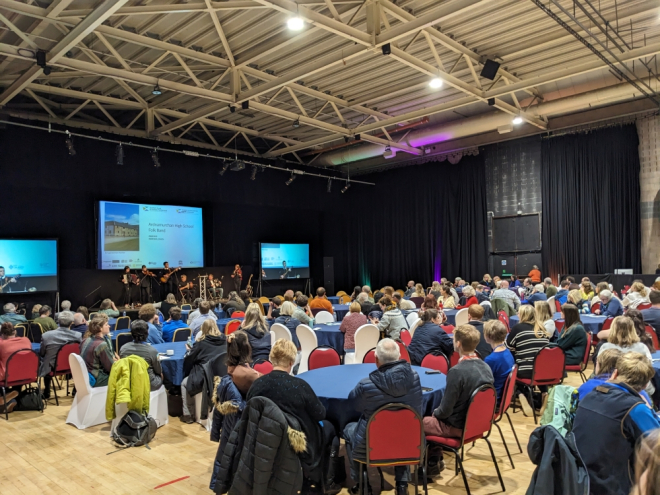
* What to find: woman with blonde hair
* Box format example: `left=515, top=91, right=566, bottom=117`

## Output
left=160, top=293, right=178, bottom=318
left=598, top=316, right=653, bottom=360
left=623, top=281, right=651, bottom=309
left=239, top=302, right=271, bottom=361
left=430, top=281, right=442, bottom=298
left=568, top=289, right=590, bottom=314
left=580, top=281, right=595, bottom=304
left=273, top=300, right=302, bottom=348
left=534, top=301, right=556, bottom=339
left=340, top=301, right=367, bottom=354
left=481, top=274, right=494, bottom=289
left=412, top=283, right=426, bottom=299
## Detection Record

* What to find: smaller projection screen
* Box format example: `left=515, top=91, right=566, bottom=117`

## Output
left=0, top=239, right=58, bottom=293
left=260, top=243, right=310, bottom=279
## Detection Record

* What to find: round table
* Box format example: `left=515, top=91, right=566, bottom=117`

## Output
left=153, top=341, right=187, bottom=386
left=443, top=309, right=457, bottom=326
left=328, top=296, right=340, bottom=304
left=509, top=312, right=606, bottom=334
left=298, top=364, right=446, bottom=431
left=311, top=323, right=345, bottom=354
left=333, top=304, right=349, bottom=321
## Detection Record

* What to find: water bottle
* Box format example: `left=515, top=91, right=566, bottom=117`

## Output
left=123, top=311, right=126, bottom=317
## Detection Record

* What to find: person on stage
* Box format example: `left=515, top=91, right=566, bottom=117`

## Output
left=208, top=274, right=223, bottom=299
left=231, top=264, right=242, bottom=292
left=140, top=265, right=154, bottom=304
left=120, top=266, right=133, bottom=307
left=279, top=261, right=291, bottom=279
left=179, top=275, right=194, bottom=303
left=0, top=267, right=18, bottom=293
left=160, top=261, right=178, bottom=300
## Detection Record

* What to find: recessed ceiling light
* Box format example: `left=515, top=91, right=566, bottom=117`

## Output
left=512, top=116, right=523, bottom=125
left=287, top=17, right=304, bottom=31
left=429, top=78, right=443, bottom=89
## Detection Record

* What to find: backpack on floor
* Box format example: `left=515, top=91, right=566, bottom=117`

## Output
left=112, top=410, right=158, bottom=448
left=540, top=385, right=579, bottom=437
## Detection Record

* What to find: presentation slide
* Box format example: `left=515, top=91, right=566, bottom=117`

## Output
left=0, top=239, right=58, bottom=293
left=98, top=201, right=204, bottom=270
left=261, top=243, right=310, bottom=279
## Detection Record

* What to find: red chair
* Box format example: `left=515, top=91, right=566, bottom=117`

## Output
left=516, top=346, right=566, bottom=424
left=49, top=342, right=80, bottom=406
left=492, top=366, right=521, bottom=468
left=362, top=348, right=376, bottom=363
left=497, top=311, right=509, bottom=332
left=565, top=332, right=593, bottom=382
left=357, top=403, right=426, bottom=494
left=449, top=351, right=460, bottom=368
left=646, top=325, right=659, bottom=351
left=421, top=353, right=449, bottom=374
left=399, top=329, right=412, bottom=346
left=555, top=299, right=562, bottom=313
left=591, top=302, right=600, bottom=313
left=230, top=311, right=245, bottom=318
left=3, top=349, right=41, bottom=420
left=252, top=359, right=273, bottom=374
left=308, top=346, right=340, bottom=370
left=395, top=340, right=411, bottom=363
left=638, top=303, right=653, bottom=310
left=225, top=320, right=241, bottom=335
left=440, top=324, right=454, bottom=334
left=602, top=317, right=614, bottom=331
left=554, top=319, right=565, bottom=333
left=426, top=385, right=505, bottom=494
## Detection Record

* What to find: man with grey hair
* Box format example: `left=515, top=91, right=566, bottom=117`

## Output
left=39, top=311, right=81, bottom=400
left=404, top=280, right=415, bottom=298
left=490, top=280, right=521, bottom=310
left=594, top=289, right=624, bottom=317
left=361, top=285, right=374, bottom=303
left=55, top=300, right=72, bottom=323
left=71, top=312, right=88, bottom=335
left=524, top=284, right=548, bottom=305
left=343, top=338, right=422, bottom=494
left=544, top=277, right=557, bottom=298
left=0, top=303, right=27, bottom=325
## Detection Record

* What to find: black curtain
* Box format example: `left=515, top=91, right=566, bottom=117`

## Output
left=541, top=124, right=641, bottom=278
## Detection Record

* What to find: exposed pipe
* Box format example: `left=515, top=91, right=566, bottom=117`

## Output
left=315, top=76, right=660, bottom=167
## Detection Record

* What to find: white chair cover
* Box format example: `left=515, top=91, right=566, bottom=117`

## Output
left=65, top=353, right=109, bottom=430
left=315, top=311, right=334, bottom=324
left=455, top=308, right=469, bottom=327
left=296, top=325, right=318, bottom=374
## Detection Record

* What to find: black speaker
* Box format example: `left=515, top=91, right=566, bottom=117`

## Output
left=381, top=43, right=391, bottom=56
left=480, top=59, right=500, bottom=80
left=241, top=101, right=249, bottom=110
left=323, top=257, right=334, bottom=296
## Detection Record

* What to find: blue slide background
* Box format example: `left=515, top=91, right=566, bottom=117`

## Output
left=261, top=243, right=309, bottom=268
left=0, top=240, right=58, bottom=276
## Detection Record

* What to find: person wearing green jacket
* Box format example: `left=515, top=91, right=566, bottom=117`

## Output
left=557, top=304, right=588, bottom=365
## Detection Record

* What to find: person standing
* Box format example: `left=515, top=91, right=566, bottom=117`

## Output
left=140, top=265, right=154, bottom=304
left=528, top=265, right=542, bottom=284
left=231, top=264, right=242, bottom=293
left=160, top=261, right=178, bottom=300
left=120, top=266, right=133, bottom=307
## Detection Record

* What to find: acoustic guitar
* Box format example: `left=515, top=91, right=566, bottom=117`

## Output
left=246, top=274, right=254, bottom=297
left=0, top=274, right=20, bottom=293
left=160, top=267, right=181, bottom=283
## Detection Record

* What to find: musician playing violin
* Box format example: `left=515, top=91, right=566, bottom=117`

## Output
left=140, top=265, right=156, bottom=304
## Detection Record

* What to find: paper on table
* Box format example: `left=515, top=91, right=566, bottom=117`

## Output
left=158, top=355, right=171, bottom=361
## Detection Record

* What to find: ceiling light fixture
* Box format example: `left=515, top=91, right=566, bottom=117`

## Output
left=285, top=172, right=296, bottom=186
left=152, top=81, right=162, bottom=95
left=287, top=16, right=304, bottom=31
left=151, top=148, right=161, bottom=168
left=429, top=78, right=443, bottom=89
left=65, top=131, right=76, bottom=156
left=292, top=119, right=300, bottom=128
left=383, top=145, right=393, bottom=158
left=341, top=181, right=351, bottom=193
left=512, top=116, right=523, bottom=125
left=219, top=161, right=230, bottom=176
left=327, top=178, right=332, bottom=193
left=250, top=165, right=258, bottom=180
left=115, top=143, right=124, bottom=165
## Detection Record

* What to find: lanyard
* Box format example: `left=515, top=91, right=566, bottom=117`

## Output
left=459, top=353, right=480, bottom=362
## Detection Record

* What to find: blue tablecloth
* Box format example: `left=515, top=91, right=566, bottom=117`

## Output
left=509, top=312, right=606, bottom=334
left=216, top=317, right=244, bottom=333
left=443, top=309, right=457, bottom=326
left=154, top=342, right=187, bottom=386
left=214, top=309, right=226, bottom=319
left=299, top=364, right=446, bottom=431
left=328, top=296, right=340, bottom=304
left=31, top=343, right=40, bottom=351
left=312, top=323, right=345, bottom=354
left=333, top=304, right=349, bottom=321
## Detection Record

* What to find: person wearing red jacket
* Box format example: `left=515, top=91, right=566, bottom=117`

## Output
left=456, top=286, right=479, bottom=309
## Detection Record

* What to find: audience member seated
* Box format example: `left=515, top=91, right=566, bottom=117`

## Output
left=344, top=339, right=421, bottom=494
left=239, top=303, right=271, bottom=361
left=491, top=280, right=521, bottom=311
left=544, top=278, right=557, bottom=298
left=567, top=276, right=579, bottom=291
left=393, top=292, right=414, bottom=310
left=162, top=307, right=188, bottom=342
left=557, top=304, right=588, bottom=366
left=481, top=274, right=495, bottom=289
left=248, top=339, right=341, bottom=493
left=71, top=313, right=88, bottom=335
left=424, top=325, right=494, bottom=476
left=180, top=319, right=227, bottom=423
left=30, top=304, right=41, bottom=320
left=309, top=287, right=334, bottom=314
left=80, top=316, right=116, bottom=388
left=466, top=304, right=491, bottom=359
left=528, top=265, right=542, bottom=284
left=350, top=286, right=362, bottom=302
left=120, top=320, right=163, bottom=391
left=372, top=295, right=407, bottom=340
left=475, top=285, right=489, bottom=303
left=160, top=293, right=178, bottom=318
left=340, top=302, right=368, bottom=356
left=439, top=285, right=456, bottom=309
left=579, top=281, right=595, bottom=304
left=555, top=280, right=570, bottom=306
left=0, top=303, right=28, bottom=326
left=97, top=299, right=120, bottom=318
left=598, top=316, right=653, bottom=361
left=524, top=284, right=547, bottom=305
left=623, top=281, right=651, bottom=309
left=641, top=290, right=660, bottom=337
left=456, top=286, right=478, bottom=309
left=76, top=306, right=89, bottom=320
left=429, top=281, right=442, bottom=298
left=624, top=309, right=655, bottom=355
left=39, top=311, right=81, bottom=399
left=404, top=280, right=415, bottom=298
left=0, top=323, right=31, bottom=413
left=383, top=286, right=395, bottom=298
left=632, top=427, right=660, bottom=495
left=411, top=283, right=426, bottom=299
left=222, top=291, right=246, bottom=316
left=362, top=285, right=374, bottom=303
left=534, top=301, right=556, bottom=340
left=293, top=295, right=315, bottom=327
left=190, top=301, right=215, bottom=340
left=577, top=349, right=638, bottom=401
left=507, top=305, right=550, bottom=416
left=356, top=292, right=373, bottom=317
left=483, top=320, right=515, bottom=402
left=522, top=278, right=534, bottom=299
left=267, top=296, right=282, bottom=320
left=55, top=300, right=72, bottom=323
left=567, top=289, right=590, bottom=314
left=419, top=294, right=438, bottom=313
left=138, top=304, right=165, bottom=344
left=34, top=305, right=57, bottom=331
left=273, top=301, right=302, bottom=348
left=408, top=309, right=453, bottom=366
left=239, top=290, right=252, bottom=308
left=593, top=289, right=623, bottom=317
left=573, top=352, right=659, bottom=495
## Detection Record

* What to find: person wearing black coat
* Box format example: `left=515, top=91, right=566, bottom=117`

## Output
left=466, top=304, right=492, bottom=359
left=180, top=320, right=227, bottom=423
left=273, top=301, right=302, bottom=348
left=407, top=309, right=453, bottom=366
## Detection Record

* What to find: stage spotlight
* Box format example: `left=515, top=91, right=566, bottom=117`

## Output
left=292, top=119, right=300, bottom=128
left=65, top=131, right=76, bottom=156
left=341, top=182, right=351, bottom=193
left=285, top=173, right=296, bottom=186
left=151, top=148, right=161, bottom=168
left=383, top=145, right=393, bottom=158
left=429, top=78, right=443, bottom=89
left=219, top=161, right=230, bottom=176
left=152, top=82, right=162, bottom=95
left=327, top=178, right=332, bottom=193
left=512, top=116, right=523, bottom=125
left=287, top=16, right=304, bottom=31
left=229, top=105, right=236, bottom=113
left=250, top=165, right=258, bottom=180
left=116, top=143, right=124, bottom=165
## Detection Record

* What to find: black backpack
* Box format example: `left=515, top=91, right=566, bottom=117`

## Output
left=112, top=410, right=158, bottom=448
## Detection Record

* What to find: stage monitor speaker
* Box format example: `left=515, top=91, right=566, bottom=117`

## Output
left=323, top=257, right=334, bottom=296
left=480, top=59, right=500, bottom=80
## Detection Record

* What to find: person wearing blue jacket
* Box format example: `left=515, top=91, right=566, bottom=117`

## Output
left=343, top=339, right=422, bottom=495
left=554, top=280, right=571, bottom=306
left=594, top=290, right=624, bottom=317
left=408, top=309, right=453, bottom=366
left=573, top=352, right=660, bottom=495
left=524, top=284, right=548, bottom=305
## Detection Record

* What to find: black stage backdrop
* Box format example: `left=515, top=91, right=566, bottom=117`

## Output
left=541, top=124, right=642, bottom=280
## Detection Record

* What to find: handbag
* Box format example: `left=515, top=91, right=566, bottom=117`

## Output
left=14, top=386, right=44, bottom=411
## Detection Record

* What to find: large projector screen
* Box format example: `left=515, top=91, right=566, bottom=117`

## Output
left=0, top=239, right=58, bottom=293
left=98, top=201, right=204, bottom=270
left=260, top=243, right=310, bottom=279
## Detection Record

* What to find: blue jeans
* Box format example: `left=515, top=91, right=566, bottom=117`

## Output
left=343, top=422, right=410, bottom=484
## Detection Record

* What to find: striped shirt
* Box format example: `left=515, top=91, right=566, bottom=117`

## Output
left=506, top=323, right=549, bottom=377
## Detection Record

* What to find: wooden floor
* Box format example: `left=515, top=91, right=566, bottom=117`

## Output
left=0, top=368, right=589, bottom=494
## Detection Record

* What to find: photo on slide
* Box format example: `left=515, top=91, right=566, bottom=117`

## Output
left=104, top=202, right=140, bottom=251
